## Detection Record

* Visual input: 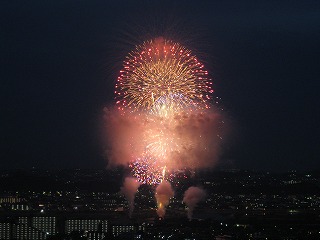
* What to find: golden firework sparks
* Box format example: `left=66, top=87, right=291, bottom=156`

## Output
left=115, top=38, right=213, bottom=112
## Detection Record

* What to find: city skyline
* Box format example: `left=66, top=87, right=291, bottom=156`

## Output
left=0, top=168, right=320, bottom=239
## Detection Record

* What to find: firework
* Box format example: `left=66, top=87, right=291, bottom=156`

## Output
left=115, top=38, right=213, bottom=112
left=150, top=93, right=196, bottom=117
left=142, top=113, right=192, bottom=164
left=121, top=108, right=223, bottom=185
left=106, top=37, right=224, bottom=218
left=129, top=156, right=166, bottom=185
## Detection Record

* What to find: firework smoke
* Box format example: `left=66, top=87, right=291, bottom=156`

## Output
left=155, top=180, right=174, bottom=218
left=104, top=108, right=224, bottom=170
left=103, top=38, right=226, bottom=218
left=120, top=177, right=141, bottom=217
left=103, top=108, right=146, bottom=167
left=183, top=186, right=206, bottom=220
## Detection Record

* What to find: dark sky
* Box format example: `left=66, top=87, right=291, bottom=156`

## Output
left=1, top=0, right=319, bottom=171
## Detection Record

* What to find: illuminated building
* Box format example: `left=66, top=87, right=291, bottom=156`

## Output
left=11, top=203, right=29, bottom=211
left=0, top=196, right=22, bottom=204
left=87, top=231, right=106, bottom=240
left=32, top=216, right=56, bottom=236
left=0, top=222, right=11, bottom=240
left=112, top=224, right=134, bottom=237
left=16, top=218, right=46, bottom=240
left=65, top=219, right=108, bottom=234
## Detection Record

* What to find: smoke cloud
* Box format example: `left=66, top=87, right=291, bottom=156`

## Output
left=103, top=108, right=146, bottom=167
left=103, top=107, right=226, bottom=170
left=155, top=180, right=174, bottom=218
left=183, top=186, right=206, bottom=220
left=120, top=177, right=141, bottom=217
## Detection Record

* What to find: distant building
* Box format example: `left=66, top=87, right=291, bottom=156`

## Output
left=0, top=196, right=22, bottom=204
left=87, top=231, right=106, bottom=240
left=13, top=216, right=55, bottom=239
left=112, top=224, right=134, bottom=237
left=0, top=196, right=26, bottom=211
left=11, top=203, right=30, bottom=211
left=65, top=219, right=108, bottom=234
left=0, top=222, right=11, bottom=240
left=32, top=216, right=56, bottom=236
left=16, top=222, right=46, bottom=240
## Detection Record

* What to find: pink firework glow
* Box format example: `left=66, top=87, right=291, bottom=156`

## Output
left=104, top=37, right=225, bottom=217
left=115, top=37, right=213, bottom=112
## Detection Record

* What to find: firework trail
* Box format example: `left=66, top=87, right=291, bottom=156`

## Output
left=155, top=180, right=174, bottom=218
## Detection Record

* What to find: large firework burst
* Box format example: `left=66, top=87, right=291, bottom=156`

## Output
left=115, top=38, right=213, bottom=112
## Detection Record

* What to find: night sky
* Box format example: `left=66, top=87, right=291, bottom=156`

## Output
left=1, top=0, right=319, bottom=171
